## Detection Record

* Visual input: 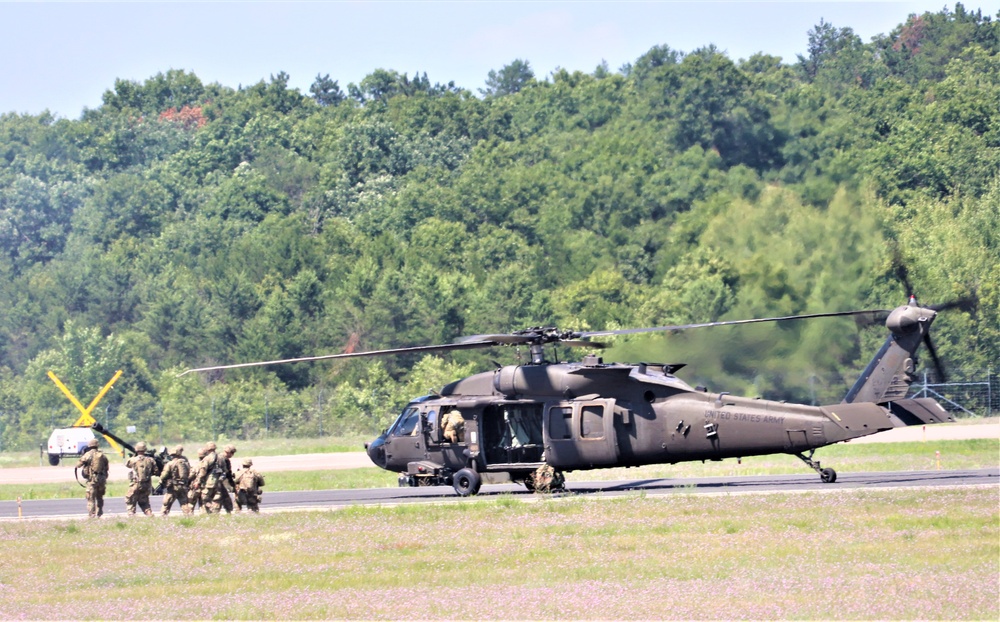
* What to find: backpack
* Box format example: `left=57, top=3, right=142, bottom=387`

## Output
left=93, top=450, right=109, bottom=476
left=175, top=457, right=191, bottom=482
left=82, top=449, right=108, bottom=480
left=132, top=455, right=154, bottom=484
left=236, top=469, right=258, bottom=492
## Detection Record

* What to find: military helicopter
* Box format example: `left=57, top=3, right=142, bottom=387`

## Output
left=183, top=296, right=962, bottom=496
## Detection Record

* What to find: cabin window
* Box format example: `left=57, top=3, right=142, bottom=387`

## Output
left=390, top=407, right=420, bottom=437
left=581, top=405, right=604, bottom=439
left=549, top=407, right=573, bottom=440
left=426, top=409, right=437, bottom=431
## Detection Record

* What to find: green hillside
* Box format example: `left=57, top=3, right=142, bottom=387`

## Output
left=0, top=4, right=996, bottom=448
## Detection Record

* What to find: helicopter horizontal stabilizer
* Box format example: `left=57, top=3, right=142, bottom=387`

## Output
left=886, top=398, right=955, bottom=426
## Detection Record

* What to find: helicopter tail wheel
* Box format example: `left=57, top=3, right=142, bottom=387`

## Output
left=795, top=451, right=838, bottom=484
left=452, top=468, right=482, bottom=497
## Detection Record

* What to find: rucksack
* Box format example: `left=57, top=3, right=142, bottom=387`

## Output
left=175, top=457, right=191, bottom=481
left=236, top=469, right=258, bottom=492
left=93, top=450, right=109, bottom=476
left=133, top=455, right=154, bottom=484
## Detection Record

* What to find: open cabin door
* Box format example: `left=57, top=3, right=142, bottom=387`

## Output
left=543, top=398, right=620, bottom=469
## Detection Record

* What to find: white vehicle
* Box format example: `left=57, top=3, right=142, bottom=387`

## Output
left=46, top=427, right=96, bottom=466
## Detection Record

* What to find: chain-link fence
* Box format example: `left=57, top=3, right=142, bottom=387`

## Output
left=908, top=368, right=996, bottom=418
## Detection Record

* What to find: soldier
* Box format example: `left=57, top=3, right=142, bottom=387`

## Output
left=218, top=444, right=237, bottom=514
left=441, top=409, right=465, bottom=443
left=531, top=462, right=565, bottom=493
left=124, top=441, right=156, bottom=516
left=234, top=458, right=265, bottom=513
left=197, top=441, right=226, bottom=514
left=160, top=445, right=192, bottom=516
left=187, top=446, right=207, bottom=513
left=75, top=438, right=109, bottom=518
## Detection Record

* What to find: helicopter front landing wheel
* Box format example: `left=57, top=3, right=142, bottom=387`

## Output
left=794, top=451, right=837, bottom=484
left=452, top=468, right=482, bottom=497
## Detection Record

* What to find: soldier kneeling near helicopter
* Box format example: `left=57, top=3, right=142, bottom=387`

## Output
left=440, top=409, right=465, bottom=443
left=234, top=458, right=265, bottom=513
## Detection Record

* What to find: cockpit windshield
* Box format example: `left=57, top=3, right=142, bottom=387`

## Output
left=389, top=406, right=421, bottom=437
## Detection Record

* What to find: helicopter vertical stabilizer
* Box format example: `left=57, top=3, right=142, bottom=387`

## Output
left=842, top=298, right=937, bottom=405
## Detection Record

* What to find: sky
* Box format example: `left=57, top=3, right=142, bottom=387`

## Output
left=2, top=1, right=999, bottom=120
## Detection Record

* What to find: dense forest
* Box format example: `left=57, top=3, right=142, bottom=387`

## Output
left=0, top=5, right=997, bottom=449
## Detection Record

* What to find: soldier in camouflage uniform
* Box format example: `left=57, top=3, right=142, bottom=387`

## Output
left=75, top=438, right=109, bottom=518
left=196, top=441, right=226, bottom=514
left=218, top=444, right=237, bottom=514
left=530, top=463, right=565, bottom=493
left=441, top=409, right=465, bottom=443
left=160, top=445, right=192, bottom=516
left=125, top=441, right=157, bottom=516
left=234, top=458, right=265, bottom=513
left=187, top=446, right=207, bottom=513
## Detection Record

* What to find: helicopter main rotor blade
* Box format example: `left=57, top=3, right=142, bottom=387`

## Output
left=454, top=334, right=537, bottom=345
left=578, top=309, right=892, bottom=340
left=558, top=340, right=608, bottom=349
left=179, top=340, right=497, bottom=376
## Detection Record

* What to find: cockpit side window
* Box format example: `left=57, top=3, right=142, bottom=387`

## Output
left=390, top=407, right=421, bottom=437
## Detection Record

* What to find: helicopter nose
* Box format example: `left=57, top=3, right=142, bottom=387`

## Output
left=366, top=434, right=387, bottom=469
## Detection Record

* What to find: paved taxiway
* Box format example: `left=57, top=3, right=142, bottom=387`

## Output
left=1, top=468, right=996, bottom=520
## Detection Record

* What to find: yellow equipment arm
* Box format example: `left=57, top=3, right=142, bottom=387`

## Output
left=48, top=370, right=127, bottom=457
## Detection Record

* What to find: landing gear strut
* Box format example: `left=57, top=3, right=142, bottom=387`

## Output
left=795, top=450, right=837, bottom=483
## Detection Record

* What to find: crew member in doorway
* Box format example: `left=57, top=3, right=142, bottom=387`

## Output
left=441, top=409, right=465, bottom=443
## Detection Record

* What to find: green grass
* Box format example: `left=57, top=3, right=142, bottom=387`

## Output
left=0, top=487, right=995, bottom=619
left=1, top=438, right=996, bottom=501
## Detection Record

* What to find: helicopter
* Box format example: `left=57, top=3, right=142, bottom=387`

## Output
left=182, top=295, right=962, bottom=496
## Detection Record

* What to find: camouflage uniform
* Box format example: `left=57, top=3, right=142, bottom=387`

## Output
left=218, top=444, right=236, bottom=514
left=187, top=447, right=207, bottom=512
left=441, top=409, right=465, bottom=443
left=197, top=442, right=226, bottom=514
left=124, top=442, right=157, bottom=516
left=531, top=463, right=565, bottom=493
left=160, top=445, right=192, bottom=516
left=75, top=439, right=109, bottom=518
left=234, top=458, right=265, bottom=513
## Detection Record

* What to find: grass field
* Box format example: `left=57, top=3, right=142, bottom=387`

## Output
left=0, top=487, right=995, bottom=620
left=1, top=438, right=996, bottom=501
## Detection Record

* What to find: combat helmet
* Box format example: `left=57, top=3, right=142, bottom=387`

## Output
left=87, top=438, right=99, bottom=448
left=223, top=444, right=236, bottom=455
left=204, top=441, right=216, bottom=452
left=171, top=445, right=184, bottom=456
left=134, top=441, right=147, bottom=454
left=242, top=458, right=253, bottom=467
